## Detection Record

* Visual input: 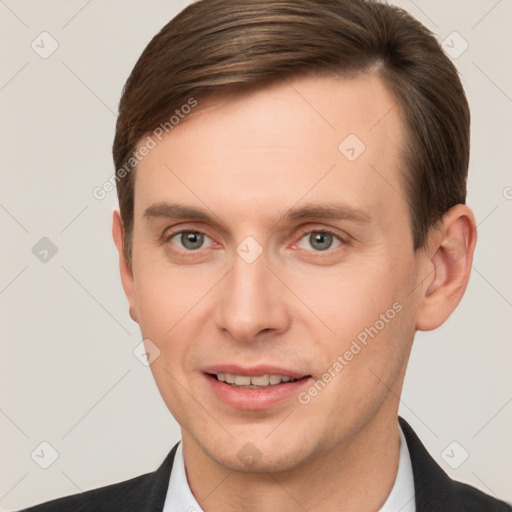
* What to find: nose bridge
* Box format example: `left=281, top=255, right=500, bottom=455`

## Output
left=216, top=247, right=289, bottom=340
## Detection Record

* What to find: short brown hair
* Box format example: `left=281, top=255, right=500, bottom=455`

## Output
left=113, top=0, right=470, bottom=264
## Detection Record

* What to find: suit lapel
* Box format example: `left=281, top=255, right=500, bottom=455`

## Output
left=399, top=416, right=456, bottom=511
left=143, top=442, right=179, bottom=512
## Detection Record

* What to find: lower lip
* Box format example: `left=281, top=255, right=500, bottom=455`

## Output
left=204, top=373, right=311, bottom=410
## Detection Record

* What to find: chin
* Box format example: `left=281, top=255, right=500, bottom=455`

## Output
left=199, top=429, right=316, bottom=474
left=217, top=447, right=308, bottom=474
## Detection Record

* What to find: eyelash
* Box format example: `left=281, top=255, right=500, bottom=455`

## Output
left=164, top=227, right=347, bottom=255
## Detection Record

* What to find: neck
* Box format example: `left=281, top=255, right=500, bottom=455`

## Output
left=181, top=405, right=401, bottom=511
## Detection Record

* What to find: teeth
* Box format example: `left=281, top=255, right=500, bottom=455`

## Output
left=269, top=375, right=282, bottom=385
left=215, top=373, right=299, bottom=387
left=251, top=375, right=270, bottom=386
left=234, top=375, right=251, bottom=386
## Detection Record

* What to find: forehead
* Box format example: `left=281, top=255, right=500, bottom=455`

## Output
left=133, top=72, right=407, bottom=229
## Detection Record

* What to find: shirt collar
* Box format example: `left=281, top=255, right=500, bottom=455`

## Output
left=163, top=422, right=415, bottom=512
left=162, top=437, right=202, bottom=512
left=378, top=421, right=416, bottom=511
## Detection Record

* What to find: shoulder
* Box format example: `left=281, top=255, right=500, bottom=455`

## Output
left=450, top=479, right=512, bottom=512
left=399, top=417, right=511, bottom=511
left=18, top=471, right=155, bottom=512
left=17, top=443, right=179, bottom=512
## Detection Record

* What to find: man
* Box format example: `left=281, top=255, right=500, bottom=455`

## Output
left=20, top=0, right=511, bottom=510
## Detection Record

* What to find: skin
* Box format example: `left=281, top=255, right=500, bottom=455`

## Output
left=112, top=72, right=476, bottom=511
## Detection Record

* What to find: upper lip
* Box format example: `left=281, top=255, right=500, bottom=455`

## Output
left=203, top=364, right=309, bottom=380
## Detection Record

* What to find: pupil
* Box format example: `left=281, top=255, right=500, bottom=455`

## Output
left=182, top=232, right=204, bottom=249
left=310, top=232, right=332, bottom=251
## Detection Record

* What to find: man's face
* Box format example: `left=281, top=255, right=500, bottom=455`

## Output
left=126, top=73, right=425, bottom=472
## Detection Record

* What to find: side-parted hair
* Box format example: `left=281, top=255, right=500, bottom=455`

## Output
left=113, top=0, right=470, bottom=264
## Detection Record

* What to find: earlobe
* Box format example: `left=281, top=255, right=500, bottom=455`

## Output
left=415, top=205, right=477, bottom=331
left=112, top=210, right=138, bottom=324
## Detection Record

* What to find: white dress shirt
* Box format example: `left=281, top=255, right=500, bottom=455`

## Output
left=162, top=423, right=416, bottom=512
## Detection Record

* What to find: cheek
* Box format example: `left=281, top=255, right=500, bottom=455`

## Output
left=130, top=261, right=225, bottom=395
left=297, top=293, right=415, bottom=440
left=302, top=260, right=411, bottom=338
left=299, top=256, right=417, bottom=400
left=132, top=256, right=209, bottom=339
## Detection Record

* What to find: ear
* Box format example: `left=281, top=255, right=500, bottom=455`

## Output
left=112, top=209, right=138, bottom=324
left=415, top=204, right=477, bottom=331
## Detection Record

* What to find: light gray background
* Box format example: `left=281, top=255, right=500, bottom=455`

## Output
left=1, top=0, right=511, bottom=510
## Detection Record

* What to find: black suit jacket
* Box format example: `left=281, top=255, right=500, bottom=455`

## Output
left=19, top=417, right=511, bottom=511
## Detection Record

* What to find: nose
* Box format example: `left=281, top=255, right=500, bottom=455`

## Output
left=215, top=249, right=291, bottom=343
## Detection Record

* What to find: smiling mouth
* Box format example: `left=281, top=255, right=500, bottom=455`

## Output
left=207, top=373, right=311, bottom=388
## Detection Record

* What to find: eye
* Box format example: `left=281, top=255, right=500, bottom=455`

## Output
left=296, top=230, right=343, bottom=251
left=167, top=230, right=214, bottom=251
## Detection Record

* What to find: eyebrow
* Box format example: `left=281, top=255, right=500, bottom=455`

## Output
left=284, top=203, right=372, bottom=225
left=142, top=201, right=372, bottom=227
